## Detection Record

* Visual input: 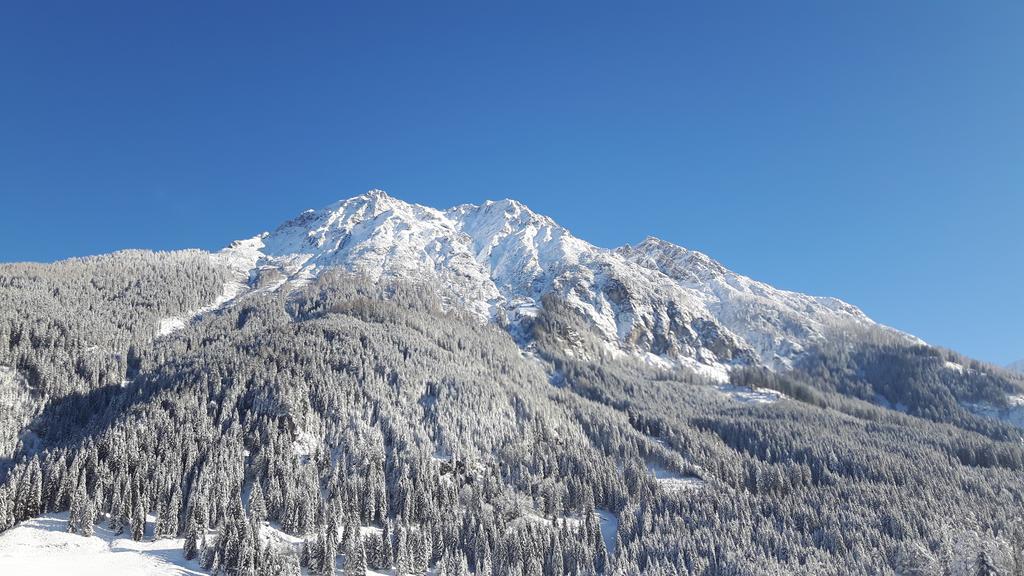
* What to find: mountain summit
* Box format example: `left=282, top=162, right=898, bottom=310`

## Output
left=214, top=190, right=912, bottom=379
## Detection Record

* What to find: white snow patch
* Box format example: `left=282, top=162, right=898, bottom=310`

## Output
left=714, top=384, right=782, bottom=404
left=680, top=358, right=731, bottom=383
left=0, top=513, right=205, bottom=576
left=156, top=317, right=186, bottom=337
left=945, top=361, right=966, bottom=374
left=874, top=394, right=908, bottom=414
left=517, top=508, right=618, bottom=554
left=291, top=429, right=319, bottom=459
left=645, top=461, right=706, bottom=493
left=964, top=395, right=1024, bottom=429
left=359, top=525, right=384, bottom=539
left=0, top=365, right=30, bottom=398
left=596, top=509, right=618, bottom=555
left=641, top=352, right=674, bottom=370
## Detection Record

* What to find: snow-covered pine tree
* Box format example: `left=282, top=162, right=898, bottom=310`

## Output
left=248, top=480, right=267, bottom=526
left=344, top=530, right=367, bottom=576
left=68, top=482, right=93, bottom=536
left=183, top=504, right=202, bottom=560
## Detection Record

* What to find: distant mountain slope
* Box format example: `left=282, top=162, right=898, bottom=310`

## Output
left=211, top=190, right=915, bottom=379
left=616, top=237, right=916, bottom=370
left=1008, top=359, right=1024, bottom=374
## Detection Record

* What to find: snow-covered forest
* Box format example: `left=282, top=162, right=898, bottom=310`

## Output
left=0, top=245, right=1021, bottom=575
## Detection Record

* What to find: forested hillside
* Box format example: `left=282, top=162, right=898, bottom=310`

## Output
left=0, top=250, right=227, bottom=475
left=0, top=260, right=1021, bottom=575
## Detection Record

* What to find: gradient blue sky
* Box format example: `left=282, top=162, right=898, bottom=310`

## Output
left=1, top=1, right=1021, bottom=364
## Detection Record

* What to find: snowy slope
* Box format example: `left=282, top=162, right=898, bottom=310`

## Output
left=202, top=190, right=911, bottom=378
left=616, top=237, right=915, bottom=370
left=0, top=513, right=204, bottom=576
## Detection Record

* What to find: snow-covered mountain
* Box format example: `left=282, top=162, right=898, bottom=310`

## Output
left=210, top=190, right=913, bottom=379
left=615, top=237, right=908, bottom=370
left=1008, top=360, right=1024, bottom=374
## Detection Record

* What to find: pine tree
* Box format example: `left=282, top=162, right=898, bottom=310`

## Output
left=154, top=497, right=169, bottom=539
left=183, top=505, right=202, bottom=560
left=167, top=485, right=182, bottom=537
left=16, top=456, right=43, bottom=521
left=381, top=519, right=395, bottom=568
left=1012, top=524, right=1024, bottom=576
left=249, top=481, right=267, bottom=526
left=322, top=520, right=339, bottom=576
left=236, top=523, right=257, bottom=576
left=413, top=530, right=430, bottom=574
left=593, top=523, right=609, bottom=574
left=108, top=480, right=125, bottom=533
left=131, top=497, right=146, bottom=541
left=68, top=483, right=93, bottom=536
left=0, top=486, right=12, bottom=531
left=342, top=513, right=359, bottom=554
left=395, top=523, right=409, bottom=576
left=479, top=543, right=494, bottom=576
left=345, top=531, right=368, bottom=576
left=975, top=549, right=999, bottom=576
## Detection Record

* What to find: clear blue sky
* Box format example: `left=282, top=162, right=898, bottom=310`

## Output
left=1, top=1, right=1021, bottom=365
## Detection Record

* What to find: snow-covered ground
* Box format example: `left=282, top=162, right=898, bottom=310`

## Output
left=645, top=461, right=706, bottom=493
left=516, top=508, right=619, bottom=555
left=874, top=393, right=909, bottom=414
left=0, top=513, right=204, bottom=576
left=944, top=360, right=966, bottom=374
left=714, top=384, right=783, bottom=404
left=964, top=395, right=1024, bottom=429
left=0, top=513, right=410, bottom=576
left=596, top=509, right=618, bottom=555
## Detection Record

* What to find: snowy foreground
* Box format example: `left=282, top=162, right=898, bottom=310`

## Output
left=0, top=511, right=621, bottom=575
left=0, top=512, right=204, bottom=575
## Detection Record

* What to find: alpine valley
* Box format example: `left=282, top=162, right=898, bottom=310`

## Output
left=0, top=191, right=1021, bottom=575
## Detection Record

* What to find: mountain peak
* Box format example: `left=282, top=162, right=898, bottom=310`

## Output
left=322, top=188, right=415, bottom=219
left=621, top=236, right=728, bottom=281
left=217, top=190, right=911, bottom=377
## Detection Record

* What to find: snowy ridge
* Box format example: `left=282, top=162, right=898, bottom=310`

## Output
left=206, top=190, right=914, bottom=378
left=616, top=237, right=917, bottom=370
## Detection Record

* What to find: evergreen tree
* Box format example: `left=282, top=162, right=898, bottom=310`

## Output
left=183, top=505, right=202, bottom=561
left=0, top=486, right=12, bottom=531
left=344, top=531, right=367, bottom=576
left=249, top=481, right=267, bottom=526
left=68, top=483, right=94, bottom=536
left=17, top=456, right=43, bottom=521
left=131, top=497, right=146, bottom=541
left=322, top=520, right=339, bottom=576
left=976, top=549, right=999, bottom=576
left=395, top=523, right=409, bottom=576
